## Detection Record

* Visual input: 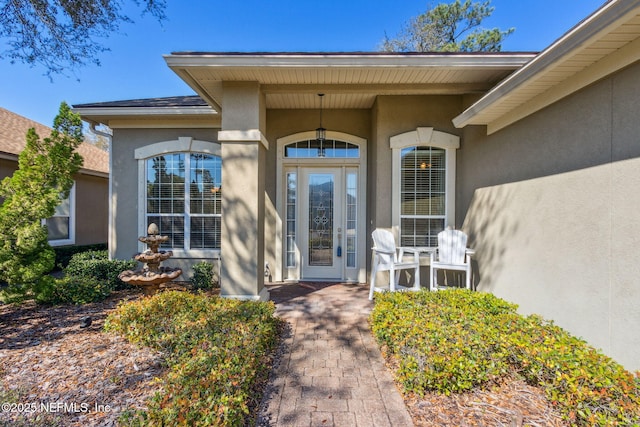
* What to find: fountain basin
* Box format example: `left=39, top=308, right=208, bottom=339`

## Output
left=135, top=250, right=173, bottom=264
left=119, top=267, right=183, bottom=295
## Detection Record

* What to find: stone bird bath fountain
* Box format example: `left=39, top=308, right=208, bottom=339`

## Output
left=118, top=223, right=182, bottom=295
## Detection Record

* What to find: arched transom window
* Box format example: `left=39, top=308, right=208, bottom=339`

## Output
left=284, top=139, right=360, bottom=158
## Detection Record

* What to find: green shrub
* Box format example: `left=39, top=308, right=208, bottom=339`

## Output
left=53, top=243, right=107, bottom=269
left=35, top=276, right=113, bottom=305
left=105, top=291, right=283, bottom=426
left=191, top=261, right=218, bottom=290
left=370, top=289, right=640, bottom=426
left=65, top=250, right=136, bottom=290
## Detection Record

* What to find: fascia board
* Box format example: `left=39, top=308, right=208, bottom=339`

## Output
left=163, top=53, right=534, bottom=69
left=453, top=0, right=640, bottom=129
left=73, top=106, right=217, bottom=117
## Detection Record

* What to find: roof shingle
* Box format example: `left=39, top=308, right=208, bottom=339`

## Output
left=0, top=107, right=109, bottom=175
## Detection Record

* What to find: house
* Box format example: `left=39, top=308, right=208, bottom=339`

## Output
left=0, top=107, right=109, bottom=246
left=73, top=0, right=640, bottom=371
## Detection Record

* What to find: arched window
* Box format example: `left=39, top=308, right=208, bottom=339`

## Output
left=391, top=128, right=459, bottom=247
left=136, top=138, right=221, bottom=253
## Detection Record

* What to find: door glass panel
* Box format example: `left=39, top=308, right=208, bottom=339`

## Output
left=308, top=174, right=333, bottom=266
left=286, top=172, right=297, bottom=267
left=346, top=172, right=357, bottom=268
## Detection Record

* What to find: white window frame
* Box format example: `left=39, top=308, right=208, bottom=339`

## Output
left=46, top=183, right=76, bottom=246
left=391, top=128, right=459, bottom=247
left=135, top=137, right=221, bottom=258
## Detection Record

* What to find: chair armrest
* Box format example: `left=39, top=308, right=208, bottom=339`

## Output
left=397, top=247, right=420, bottom=263
left=399, top=247, right=421, bottom=254
left=465, top=248, right=475, bottom=257
left=371, top=247, right=395, bottom=256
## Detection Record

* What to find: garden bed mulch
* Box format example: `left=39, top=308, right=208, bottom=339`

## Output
left=404, top=376, right=567, bottom=426
left=1, top=288, right=568, bottom=427
left=0, top=290, right=164, bottom=427
left=376, top=342, right=567, bottom=427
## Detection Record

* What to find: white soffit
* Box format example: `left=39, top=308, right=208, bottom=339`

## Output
left=164, top=53, right=534, bottom=110
left=453, top=0, right=640, bottom=134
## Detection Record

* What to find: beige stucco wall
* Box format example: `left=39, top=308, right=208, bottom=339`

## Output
left=74, top=173, right=108, bottom=245
left=458, top=61, right=640, bottom=370
left=110, top=128, right=218, bottom=278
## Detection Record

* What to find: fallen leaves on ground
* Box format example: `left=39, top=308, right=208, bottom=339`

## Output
left=0, top=290, right=164, bottom=427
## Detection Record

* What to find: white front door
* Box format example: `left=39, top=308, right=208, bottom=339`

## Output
left=277, top=131, right=367, bottom=283
left=300, top=168, right=343, bottom=279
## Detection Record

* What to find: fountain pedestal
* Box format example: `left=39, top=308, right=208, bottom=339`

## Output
left=119, top=223, right=182, bottom=295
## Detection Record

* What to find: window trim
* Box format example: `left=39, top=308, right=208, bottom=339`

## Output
left=136, top=137, right=221, bottom=258
left=46, top=183, right=76, bottom=246
left=391, top=128, right=459, bottom=247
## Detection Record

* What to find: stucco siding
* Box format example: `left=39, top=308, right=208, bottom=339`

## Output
left=459, top=61, right=640, bottom=370
left=110, top=128, right=219, bottom=277
left=74, top=174, right=108, bottom=245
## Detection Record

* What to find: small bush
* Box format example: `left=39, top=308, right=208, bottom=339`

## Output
left=53, top=243, right=107, bottom=269
left=35, top=276, right=113, bottom=305
left=370, top=289, right=640, bottom=426
left=105, top=291, right=283, bottom=426
left=191, top=261, right=218, bottom=290
left=65, top=250, right=136, bottom=290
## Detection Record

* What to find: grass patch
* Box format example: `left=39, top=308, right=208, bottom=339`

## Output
left=370, top=289, right=640, bottom=426
left=104, top=290, right=283, bottom=426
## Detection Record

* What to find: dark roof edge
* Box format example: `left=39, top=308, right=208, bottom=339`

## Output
left=73, top=95, right=207, bottom=109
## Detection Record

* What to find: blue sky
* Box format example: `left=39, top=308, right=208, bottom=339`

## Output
left=1, top=0, right=606, bottom=126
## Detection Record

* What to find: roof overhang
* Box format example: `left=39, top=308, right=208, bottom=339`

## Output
left=453, top=0, right=640, bottom=134
left=164, top=52, right=535, bottom=111
left=72, top=97, right=219, bottom=129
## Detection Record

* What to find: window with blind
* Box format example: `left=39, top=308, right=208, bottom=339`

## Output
left=400, top=146, right=446, bottom=247
left=46, top=184, right=75, bottom=245
left=146, top=153, right=222, bottom=250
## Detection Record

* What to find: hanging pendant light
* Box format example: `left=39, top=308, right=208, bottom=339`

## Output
left=316, top=93, right=326, bottom=143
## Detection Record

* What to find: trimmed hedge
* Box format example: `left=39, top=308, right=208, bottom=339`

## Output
left=36, top=276, right=113, bottom=305
left=53, top=243, right=107, bottom=269
left=370, top=290, right=640, bottom=426
left=105, top=291, right=283, bottom=426
left=65, top=250, right=136, bottom=290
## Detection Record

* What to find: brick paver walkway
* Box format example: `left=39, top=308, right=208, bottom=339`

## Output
left=258, top=282, right=414, bottom=427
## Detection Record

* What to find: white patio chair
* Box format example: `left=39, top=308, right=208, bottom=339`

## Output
left=369, top=229, right=421, bottom=300
left=429, top=228, right=474, bottom=291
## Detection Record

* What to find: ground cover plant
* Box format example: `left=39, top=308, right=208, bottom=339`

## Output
left=104, top=290, right=283, bottom=426
left=370, top=289, right=640, bottom=426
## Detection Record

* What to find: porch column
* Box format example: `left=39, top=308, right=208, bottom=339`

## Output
left=218, top=82, right=269, bottom=300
